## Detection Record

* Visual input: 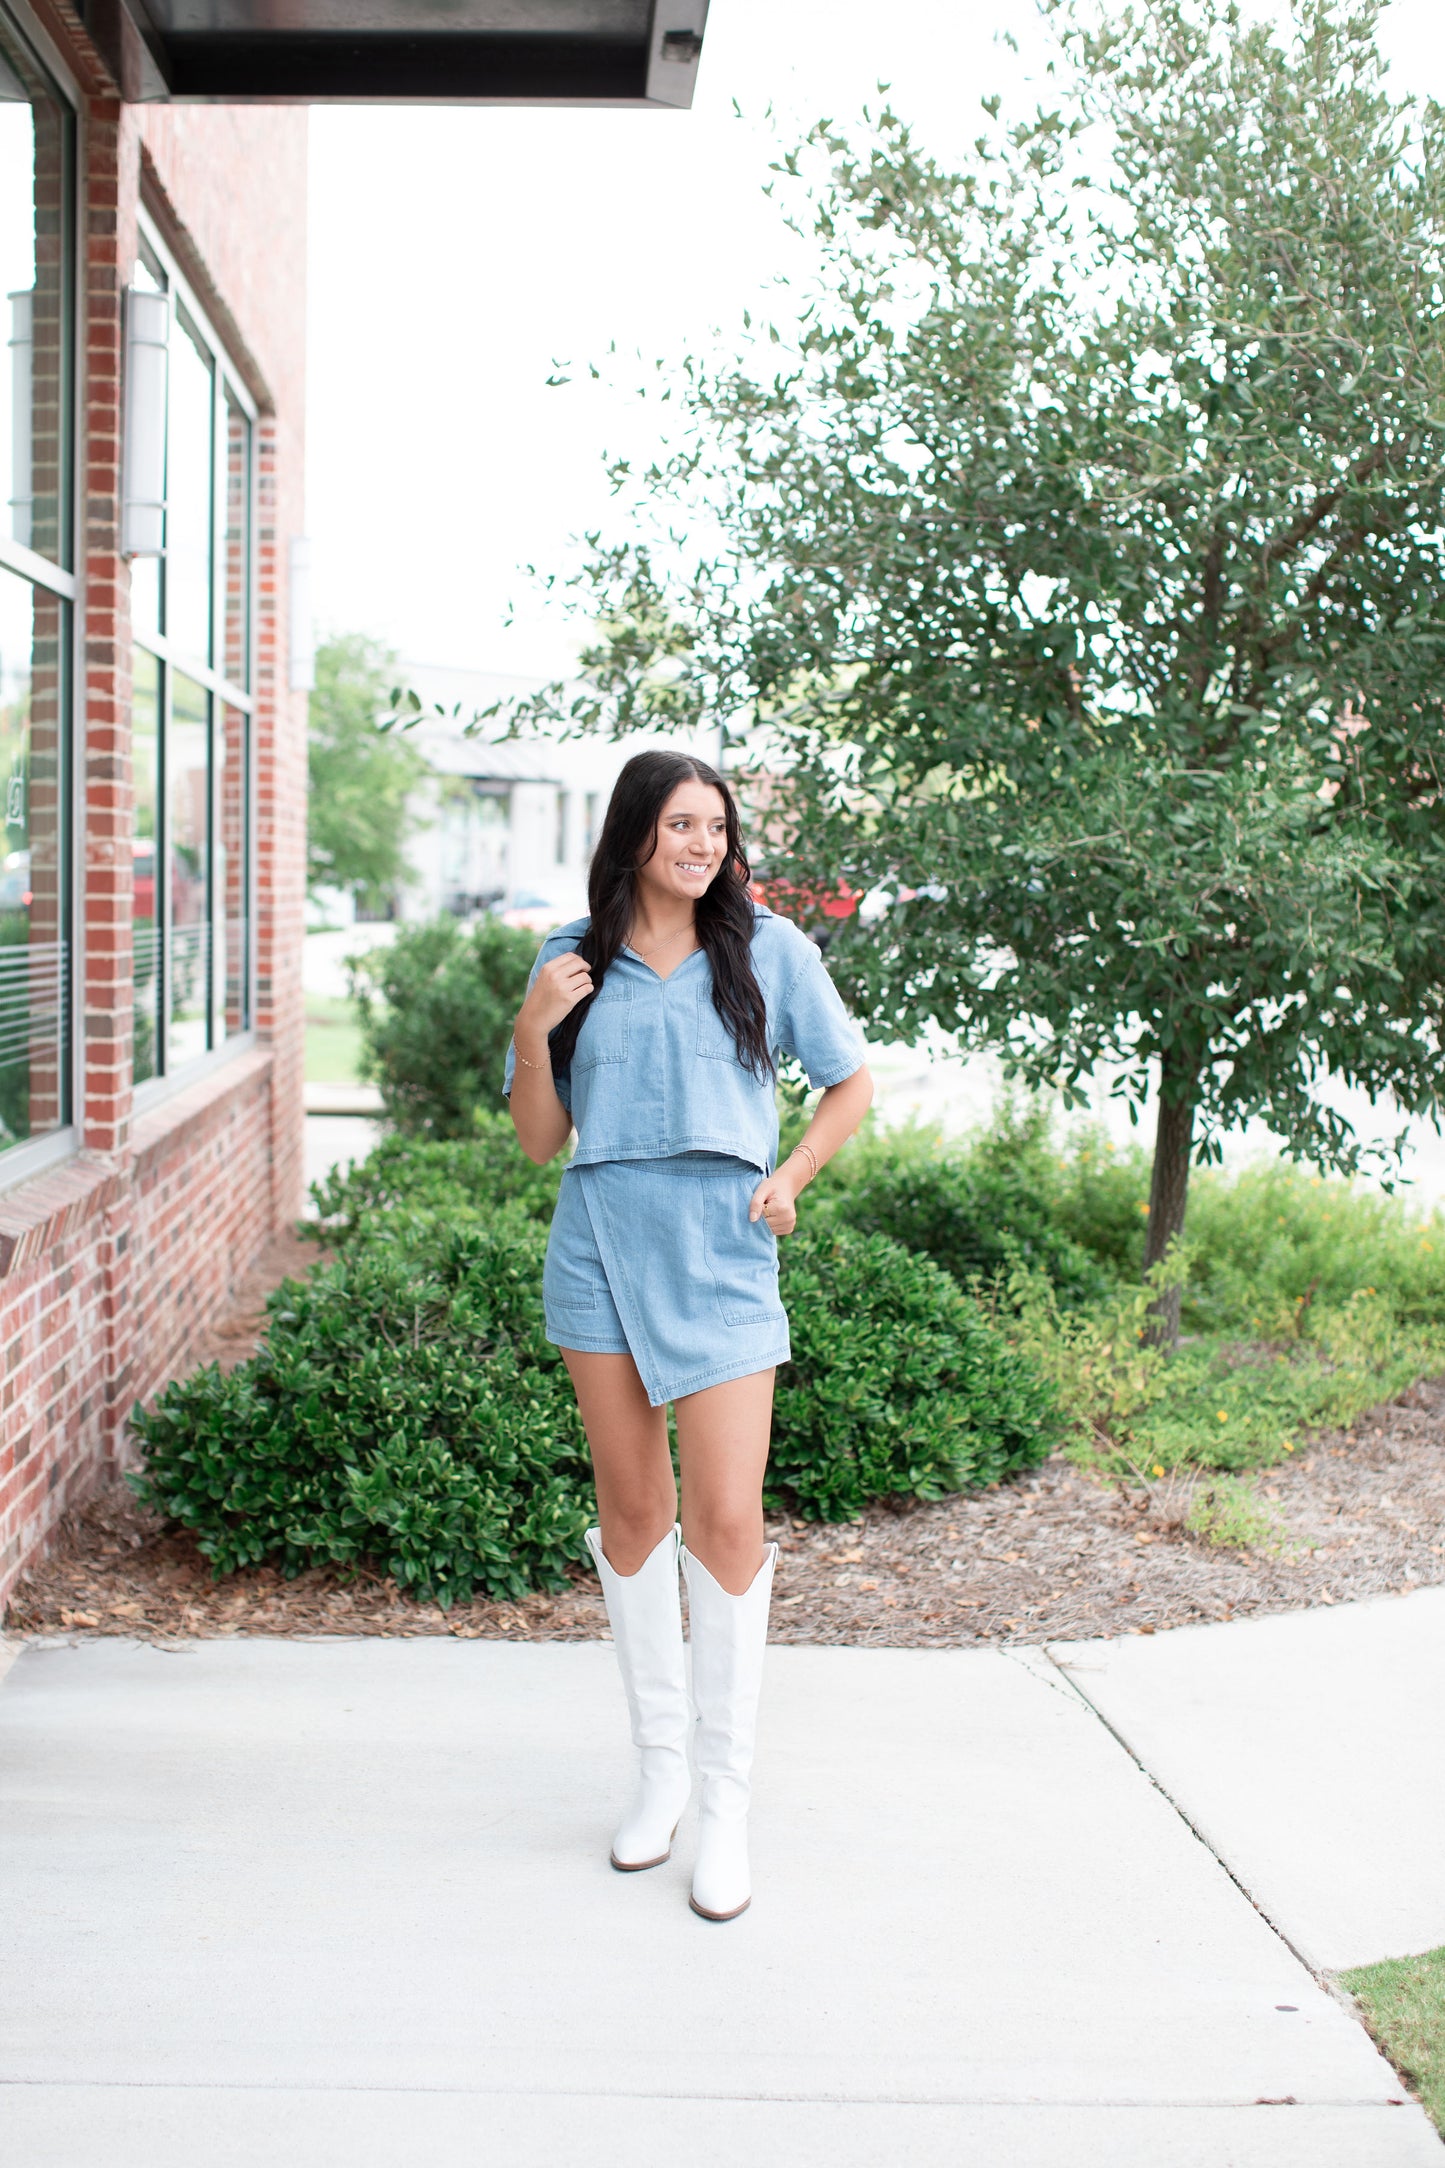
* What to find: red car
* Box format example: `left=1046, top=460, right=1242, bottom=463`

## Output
left=132, top=838, right=206, bottom=926
left=749, top=869, right=860, bottom=930
left=132, top=838, right=155, bottom=921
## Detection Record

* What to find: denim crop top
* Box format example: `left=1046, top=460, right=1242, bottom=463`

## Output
left=503, top=904, right=866, bottom=1173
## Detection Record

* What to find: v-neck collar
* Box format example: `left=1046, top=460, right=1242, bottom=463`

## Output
left=622, top=943, right=707, bottom=986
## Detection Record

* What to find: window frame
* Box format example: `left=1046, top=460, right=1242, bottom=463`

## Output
left=0, top=0, right=80, bottom=1197
left=130, top=202, right=259, bottom=1119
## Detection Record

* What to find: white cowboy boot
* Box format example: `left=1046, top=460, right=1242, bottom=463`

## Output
left=682, top=1541, right=778, bottom=1922
left=586, top=1523, right=693, bottom=1871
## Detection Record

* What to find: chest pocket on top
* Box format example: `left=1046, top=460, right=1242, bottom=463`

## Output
left=573, top=979, right=633, bottom=1068
left=696, top=984, right=741, bottom=1061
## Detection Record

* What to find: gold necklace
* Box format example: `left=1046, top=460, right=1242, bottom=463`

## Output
left=629, top=921, right=696, bottom=963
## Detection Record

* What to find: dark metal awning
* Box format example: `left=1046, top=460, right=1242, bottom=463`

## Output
left=78, top=0, right=710, bottom=105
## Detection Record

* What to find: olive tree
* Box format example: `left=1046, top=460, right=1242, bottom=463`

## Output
left=512, top=0, right=1445, bottom=1339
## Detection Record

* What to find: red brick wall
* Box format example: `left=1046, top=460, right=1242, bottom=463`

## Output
left=0, top=34, right=308, bottom=1603
left=1, top=1161, right=118, bottom=1586
left=128, top=1052, right=278, bottom=1406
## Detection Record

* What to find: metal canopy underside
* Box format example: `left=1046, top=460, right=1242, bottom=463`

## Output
left=77, top=0, right=710, bottom=103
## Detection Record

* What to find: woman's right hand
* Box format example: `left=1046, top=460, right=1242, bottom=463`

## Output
left=515, top=951, right=594, bottom=1043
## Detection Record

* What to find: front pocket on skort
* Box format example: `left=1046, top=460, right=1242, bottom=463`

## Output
left=701, top=1171, right=785, bottom=1327
left=543, top=1189, right=601, bottom=1312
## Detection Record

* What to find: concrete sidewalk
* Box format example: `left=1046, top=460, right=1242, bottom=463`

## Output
left=1051, top=1587, right=1445, bottom=1973
left=2, top=1630, right=1438, bottom=2165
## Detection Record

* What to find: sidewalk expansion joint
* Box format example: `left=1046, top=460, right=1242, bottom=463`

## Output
left=0, top=2078, right=1413, bottom=2107
left=1040, top=1643, right=1332, bottom=1993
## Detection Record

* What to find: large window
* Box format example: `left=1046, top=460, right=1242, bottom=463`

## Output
left=0, top=11, right=72, bottom=1166
left=128, top=221, right=254, bottom=1089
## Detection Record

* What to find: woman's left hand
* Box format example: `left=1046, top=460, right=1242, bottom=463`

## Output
left=749, top=1167, right=803, bottom=1238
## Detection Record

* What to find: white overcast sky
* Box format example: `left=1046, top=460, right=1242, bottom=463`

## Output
left=305, top=0, right=1445, bottom=682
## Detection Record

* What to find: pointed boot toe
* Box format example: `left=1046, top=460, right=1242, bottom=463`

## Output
left=687, top=1813, right=753, bottom=1919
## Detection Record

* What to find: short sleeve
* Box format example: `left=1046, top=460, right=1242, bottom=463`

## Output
left=773, top=937, right=866, bottom=1089
left=501, top=934, right=574, bottom=1109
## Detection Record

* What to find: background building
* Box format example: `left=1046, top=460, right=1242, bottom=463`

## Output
left=393, top=663, right=723, bottom=928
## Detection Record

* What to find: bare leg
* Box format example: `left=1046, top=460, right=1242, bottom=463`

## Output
left=561, top=1348, right=676, bottom=1575
left=674, top=1367, right=775, bottom=1595
left=563, top=1348, right=690, bottom=1871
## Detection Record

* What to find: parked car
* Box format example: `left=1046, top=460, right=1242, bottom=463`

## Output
left=131, top=838, right=155, bottom=922
left=749, top=865, right=860, bottom=950
left=493, top=885, right=585, bottom=933
left=132, top=837, right=207, bottom=930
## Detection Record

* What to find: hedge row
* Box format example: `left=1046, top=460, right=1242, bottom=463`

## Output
left=131, top=1115, right=1062, bottom=1602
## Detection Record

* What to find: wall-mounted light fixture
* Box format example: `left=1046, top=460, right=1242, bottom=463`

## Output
left=289, top=536, right=314, bottom=692
left=647, top=0, right=708, bottom=107
left=121, top=286, right=169, bottom=557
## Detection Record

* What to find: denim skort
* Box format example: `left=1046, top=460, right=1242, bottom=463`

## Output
left=543, top=1155, right=791, bottom=1407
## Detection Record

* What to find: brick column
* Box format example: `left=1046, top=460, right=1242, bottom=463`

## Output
left=252, top=411, right=305, bottom=1228
left=81, top=95, right=139, bottom=1461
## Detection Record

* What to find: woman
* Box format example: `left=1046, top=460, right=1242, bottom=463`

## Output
left=505, top=750, right=872, bottom=1921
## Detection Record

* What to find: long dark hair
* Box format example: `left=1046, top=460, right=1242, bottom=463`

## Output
left=548, top=750, right=772, bottom=1079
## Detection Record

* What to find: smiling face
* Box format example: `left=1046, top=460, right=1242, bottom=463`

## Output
left=635, top=779, right=730, bottom=910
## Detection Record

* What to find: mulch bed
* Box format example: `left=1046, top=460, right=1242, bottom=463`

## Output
left=7, top=1228, right=1445, bottom=1649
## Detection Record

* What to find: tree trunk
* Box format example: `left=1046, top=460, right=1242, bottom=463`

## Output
left=1143, top=1049, right=1199, bottom=1349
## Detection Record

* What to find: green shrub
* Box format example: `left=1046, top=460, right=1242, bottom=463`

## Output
left=1184, top=1473, right=1285, bottom=1551
left=307, top=1110, right=561, bottom=1244
left=1042, top=1129, right=1153, bottom=1279
left=1029, top=1133, right=1445, bottom=1338
left=350, top=915, right=539, bottom=1138
left=130, top=1207, right=594, bottom=1605
left=996, top=1249, right=1189, bottom=1452
left=770, top=1225, right=1063, bottom=1520
left=1129, top=1298, right=1445, bottom=1475
left=1180, top=1161, right=1445, bottom=1336
left=1003, top=1263, right=1445, bottom=1483
left=811, top=1111, right=1113, bottom=1309
left=134, top=1137, right=1066, bottom=1595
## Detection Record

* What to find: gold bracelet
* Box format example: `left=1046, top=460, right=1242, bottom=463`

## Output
left=789, top=1142, right=819, bottom=1183
left=512, top=1039, right=547, bottom=1072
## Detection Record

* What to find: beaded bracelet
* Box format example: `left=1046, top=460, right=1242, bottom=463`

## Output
left=511, top=1039, right=547, bottom=1072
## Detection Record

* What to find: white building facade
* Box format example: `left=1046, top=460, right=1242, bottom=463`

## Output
left=396, top=664, right=725, bottom=926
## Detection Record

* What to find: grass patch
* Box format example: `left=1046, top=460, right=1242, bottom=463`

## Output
left=305, top=994, right=365, bottom=1085
left=306, top=993, right=359, bottom=1029
left=1341, top=1944, right=1445, bottom=2133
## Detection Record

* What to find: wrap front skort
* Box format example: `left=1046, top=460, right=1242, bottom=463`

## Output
left=543, top=1156, right=790, bottom=1407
